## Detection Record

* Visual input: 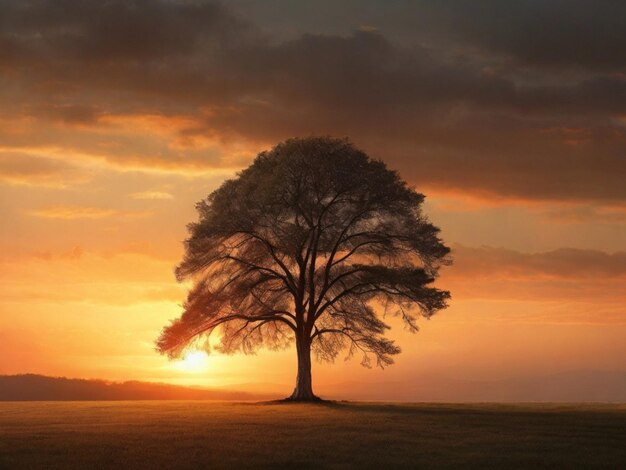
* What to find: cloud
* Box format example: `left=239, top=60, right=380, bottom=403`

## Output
left=0, top=113, right=255, bottom=175
left=0, top=0, right=624, bottom=203
left=232, top=0, right=626, bottom=71
left=422, top=0, right=626, bottom=70
left=0, top=0, right=251, bottom=64
left=449, top=245, right=626, bottom=280
left=543, top=205, right=626, bottom=225
left=28, top=205, right=151, bottom=220
left=437, top=245, right=626, bottom=304
left=130, top=191, right=174, bottom=200
left=0, top=152, right=91, bottom=187
left=24, top=104, right=103, bottom=126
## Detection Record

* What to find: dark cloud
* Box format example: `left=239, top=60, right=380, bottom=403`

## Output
left=0, top=0, right=251, bottom=62
left=424, top=0, right=626, bottom=70
left=229, top=0, right=626, bottom=71
left=0, top=0, right=624, bottom=202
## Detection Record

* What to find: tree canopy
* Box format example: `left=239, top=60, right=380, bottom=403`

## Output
left=157, top=137, right=451, bottom=400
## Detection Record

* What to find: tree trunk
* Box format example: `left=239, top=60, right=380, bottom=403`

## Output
left=288, top=336, right=319, bottom=401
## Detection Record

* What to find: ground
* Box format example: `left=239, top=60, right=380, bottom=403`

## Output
left=0, top=401, right=624, bottom=469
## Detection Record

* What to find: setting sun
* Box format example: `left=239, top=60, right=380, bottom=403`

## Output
left=175, top=351, right=210, bottom=374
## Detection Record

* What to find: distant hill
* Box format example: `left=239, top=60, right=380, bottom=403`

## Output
left=3, top=370, right=624, bottom=402
left=0, top=374, right=279, bottom=401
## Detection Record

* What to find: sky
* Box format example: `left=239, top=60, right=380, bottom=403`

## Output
left=0, top=0, right=624, bottom=400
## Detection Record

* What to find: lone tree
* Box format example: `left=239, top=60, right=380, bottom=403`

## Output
left=157, top=137, right=451, bottom=401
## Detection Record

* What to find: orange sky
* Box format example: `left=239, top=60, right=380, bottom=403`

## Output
left=0, top=0, right=625, bottom=400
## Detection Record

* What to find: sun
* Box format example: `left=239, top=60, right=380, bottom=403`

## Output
left=175, top=350, right=209, bottom=373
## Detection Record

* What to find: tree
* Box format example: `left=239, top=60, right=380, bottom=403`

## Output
left=156, top=137, right=451, bottom=401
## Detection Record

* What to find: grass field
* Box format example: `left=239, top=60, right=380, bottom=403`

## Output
left=0, top=401, right=624, bottom=469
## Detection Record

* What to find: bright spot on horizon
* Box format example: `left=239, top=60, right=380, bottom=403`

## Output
left=175, top=350, right=210, bottom=373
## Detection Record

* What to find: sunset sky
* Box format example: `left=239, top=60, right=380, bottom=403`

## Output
left=0, top=0, right=624, bottom=399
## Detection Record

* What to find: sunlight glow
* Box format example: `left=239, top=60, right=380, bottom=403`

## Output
left=175, top=350, right=210, bottom=373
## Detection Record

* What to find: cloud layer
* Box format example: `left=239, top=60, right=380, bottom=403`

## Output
left=1, top=0, right=625, bottom=203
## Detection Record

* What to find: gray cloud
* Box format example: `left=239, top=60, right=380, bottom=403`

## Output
left=424, top=0, right=626, bottom=70
left=228, top=0, right=626, bottom=71
left=0, top=0, right=624, bottom=202
left=0, top=0, right=251, bottom=62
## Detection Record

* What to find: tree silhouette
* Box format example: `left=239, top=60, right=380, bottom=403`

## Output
left=157, top=137, right=451, bottom=401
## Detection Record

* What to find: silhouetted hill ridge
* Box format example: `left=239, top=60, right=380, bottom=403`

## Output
left=0, top=374, right=277, bottom=401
